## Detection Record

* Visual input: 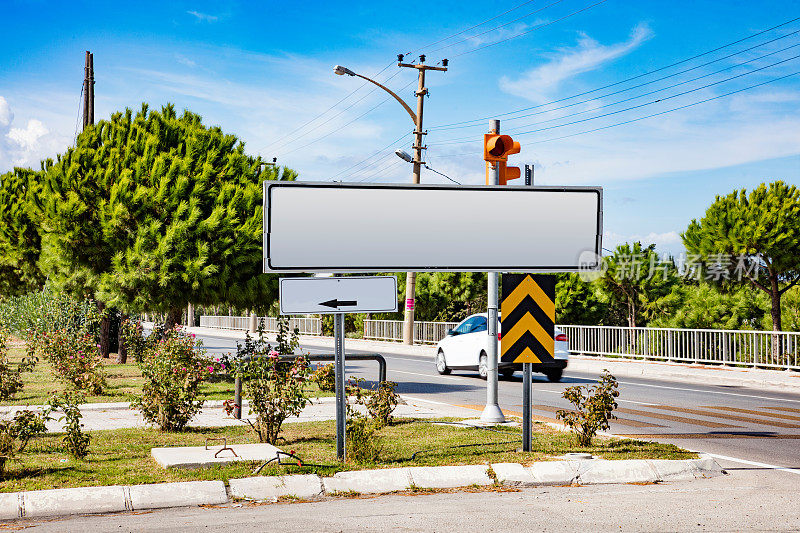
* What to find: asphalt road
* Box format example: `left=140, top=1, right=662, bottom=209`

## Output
left=197, top=332, right=800, bottom=473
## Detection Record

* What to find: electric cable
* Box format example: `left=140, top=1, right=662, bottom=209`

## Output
left=451, top=0, right=609, bottom=58
left=431, top=29, right=800, bottom=132
left=430, top=47, right=800, bottom=145
left=431, top=15, right=800, bottom=129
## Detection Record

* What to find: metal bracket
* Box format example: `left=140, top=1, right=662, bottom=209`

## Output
left=205, top=437, right=239, bottom=458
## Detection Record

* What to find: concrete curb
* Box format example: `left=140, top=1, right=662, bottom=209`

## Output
left=0, top=480, right=226, bottom=521
left=0, top=457, right=723, bottom=521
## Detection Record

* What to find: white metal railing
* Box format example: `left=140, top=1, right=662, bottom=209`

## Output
left=364, top=319, right=460, bottom=344
left=199, top=316, right=322, bottom=336
left=559, top=325, right=800, bottom=370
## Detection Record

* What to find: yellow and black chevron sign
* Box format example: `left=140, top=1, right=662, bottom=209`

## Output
left=501, top=274, right=556, bottom=364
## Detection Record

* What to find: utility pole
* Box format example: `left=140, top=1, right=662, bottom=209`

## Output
left=82, top=51, right=94, bottom=130
left=481, top=118, right=506, bottom=424
left=397, top=54, right=447, bottom=345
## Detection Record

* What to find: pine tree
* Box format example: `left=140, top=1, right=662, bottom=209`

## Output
left=0, top=167, right=45, bottom=297
left=683, top=182, right=800, bottom=331
left=39, top=104, right=295, bottom=327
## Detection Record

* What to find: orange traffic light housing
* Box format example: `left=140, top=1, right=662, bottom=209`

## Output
left=484, top=134, right=521, bottom=185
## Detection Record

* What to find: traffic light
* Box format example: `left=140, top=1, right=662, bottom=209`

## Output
left=483, top=134, right=521, bottom=185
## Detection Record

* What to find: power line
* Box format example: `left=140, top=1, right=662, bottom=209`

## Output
left=427, top=0, right=567, bottom=54
left=259, top=0, right=568, bottom=155
left=431, top=15, right=800, bottom=129
left=435, top=69, right=800, bottom=155
left=451, top=0, right=609, bottom=58
left=327, top=130, right=412, bottom=181
left=431, top=43, right=800, bottom=145
left=525, top=69, right=800, bottom=145
left=432, top=29, right=800, bottom=132
left=276, top=77, right=418, bottom=159
left=257, top=61, right=396, bottom=153
left=416, top=0, right=539, bottom=52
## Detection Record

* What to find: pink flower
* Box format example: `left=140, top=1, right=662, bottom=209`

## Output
left=207, top=366, right=213, bottom=373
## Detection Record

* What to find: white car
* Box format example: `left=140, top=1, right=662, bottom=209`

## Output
left=435, top=313, right=570, bottom=382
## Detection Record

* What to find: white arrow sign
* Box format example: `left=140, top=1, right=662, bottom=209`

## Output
left=279, top=276, right=398, bottom=315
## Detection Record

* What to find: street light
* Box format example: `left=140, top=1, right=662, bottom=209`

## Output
left=396, top=149, right=461, bottom=185
left=333, top=59, right=447, bottom=345
left=395, top=149, right=413, bottom=162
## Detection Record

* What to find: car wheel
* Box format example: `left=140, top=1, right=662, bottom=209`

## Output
left=501, top=367, right=515, bottom=380
left=545, top=369, right=563, bottom=382
left=436, top=350, right=451, bottom=375
left=478, top=352, right=488, bottom=380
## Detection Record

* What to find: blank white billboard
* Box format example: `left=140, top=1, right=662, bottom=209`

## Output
left=263, top=182, right=602, bottom=273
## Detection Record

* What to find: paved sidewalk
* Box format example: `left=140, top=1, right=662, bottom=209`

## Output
left=0, top=396, right=478, bottom=432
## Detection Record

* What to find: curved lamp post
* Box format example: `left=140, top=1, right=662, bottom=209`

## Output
left=334, top=59, right=447, bottom=344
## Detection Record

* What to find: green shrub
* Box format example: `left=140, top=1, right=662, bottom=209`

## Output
left=0, top=287, right=99, bottom=340
left=345, top=414, right=381, bottom=463
left=49, top=391, right=90, bottom=459
left=234, top=317, right=311, bottom=444
left=312, top=363, right=336, bottom=392
left=0, top=327, right=23, bottom=401
left=133, top=325, right=219, bottom=431
left=34, top=328, right=106, bottom=394
left=365, top=381, right=399, bottom=428
left=0, top=409, right=48, bottom=476
left=119, top=318, right=147, bottom=362
left=556, top=370, right=619, bottom=446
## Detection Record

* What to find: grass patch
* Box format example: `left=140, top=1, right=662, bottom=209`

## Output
left=1, top=418, right=695, bottom=493
left=0, top=338, right=329, bottom=406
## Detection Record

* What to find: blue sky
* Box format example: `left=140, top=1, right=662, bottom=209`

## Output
left=2, top=0, right=799, bottom=257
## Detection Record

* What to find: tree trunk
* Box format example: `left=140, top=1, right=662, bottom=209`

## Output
left=97, top=300, right=111, bottom=358
left=769, top=275, right=782, bottom=331
left=116, top=313, right=128, bottom=364
left=164, top=307, right=183, bottom=330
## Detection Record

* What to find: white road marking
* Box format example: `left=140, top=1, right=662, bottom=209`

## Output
left=390, top=369, right=469, bottom=382
left=705, top=453, right=800, bottom=476
left=616, top=380, right=800, bottom=404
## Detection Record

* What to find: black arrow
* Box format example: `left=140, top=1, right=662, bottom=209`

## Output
left=320, top=299, right=358, bottom=309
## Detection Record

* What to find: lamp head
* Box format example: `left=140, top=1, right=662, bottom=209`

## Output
left=395, top=149, right=413, bottom=163
left=333, top=65, right=355, bottom=76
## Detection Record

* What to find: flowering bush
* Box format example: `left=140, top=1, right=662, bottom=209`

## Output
left=556, top=370, right=619, bottom=446
left=0, top=327, right=23, bottom=401
left=49, top=391, right=91, bottom=459
left=234, top=317, right=311, bottom=444
left=312, top=363, right=336, bottom=392
left=119, top=318, right=147, bottom=362
left=0, top=409, right=48, bottom=475
left=34, top=328, right=106, bottom=395
left=133, top=325, right=220, bottom=431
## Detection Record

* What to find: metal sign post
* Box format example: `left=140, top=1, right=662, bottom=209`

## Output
left=501, top=274, right=557, bottom=453
left=523, top=363, right=532, bottom=451
left=334, top=312, right=346, bottom=461
left=278, top=276, right=397, bottom=462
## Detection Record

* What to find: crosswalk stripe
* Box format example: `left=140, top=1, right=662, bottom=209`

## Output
left=614, top=407, right=739, bottom=429
left=702, top=405, right=800, bottom=422
left=650, top=405, right=800, bottom=429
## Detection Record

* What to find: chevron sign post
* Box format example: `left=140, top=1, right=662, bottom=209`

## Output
left=500, top=274, right=556, bottom=364
left=501, top=273, right=556, bottom=452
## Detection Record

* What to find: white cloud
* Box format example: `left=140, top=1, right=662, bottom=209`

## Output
left=0, top=97, right=12, bottom=128
left=0, top=96, right=67, bottom=172
left=187, top=10, right=218, bottom=22
left=500, top=24, right=654, bottom=102
left=8, top=119, right=48, bottom=150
